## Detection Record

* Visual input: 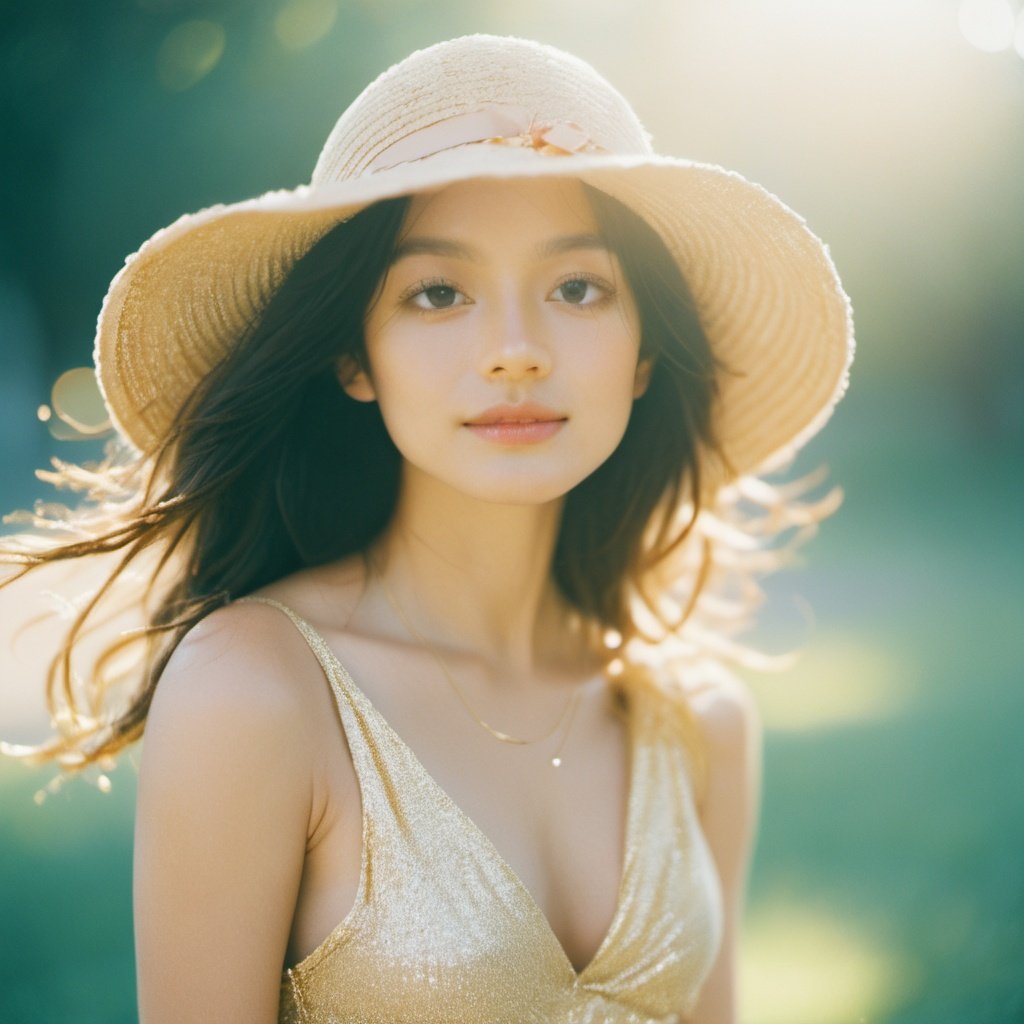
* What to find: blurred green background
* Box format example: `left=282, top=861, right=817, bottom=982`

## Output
left=1, top=1, right=1021, bottom=1022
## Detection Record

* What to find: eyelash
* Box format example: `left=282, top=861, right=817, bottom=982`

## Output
left=399, top=272, right=616, bottom=312
left=554, top=272, right=616, bottom=305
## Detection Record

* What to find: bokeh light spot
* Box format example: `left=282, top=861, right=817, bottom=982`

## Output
left=741, top=900, right=920, bottom=1024
left=958, top=0, right=1016, bottom=52
left=157, top=19, right=226, bottom=92
left=49, top=368, right=111, bottom=437
left=746, top=630, right=918, bottom=731
left=274, top=0, right=338, bottom=51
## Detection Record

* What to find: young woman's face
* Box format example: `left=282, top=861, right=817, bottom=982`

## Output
left=343, top=177, right=650, bottom=505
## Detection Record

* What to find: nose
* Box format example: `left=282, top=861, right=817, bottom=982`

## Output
left=478, top=293, right=552, bottom=382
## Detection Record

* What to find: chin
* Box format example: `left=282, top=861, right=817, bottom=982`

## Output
left=446, top=459, right=609, bottom=506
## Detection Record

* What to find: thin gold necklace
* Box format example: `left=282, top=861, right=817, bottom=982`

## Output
left=368, top=554, right=582, bottom=767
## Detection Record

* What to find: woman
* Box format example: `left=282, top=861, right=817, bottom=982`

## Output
left=1, top=34, right=853, bottom=1024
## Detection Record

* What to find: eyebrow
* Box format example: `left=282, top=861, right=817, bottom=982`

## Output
left=390, top=232, right=610, bottom=265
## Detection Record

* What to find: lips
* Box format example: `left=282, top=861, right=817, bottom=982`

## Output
left=464, top=402, right=566, bottom=426
left=463, top=403, right=567, bottom=446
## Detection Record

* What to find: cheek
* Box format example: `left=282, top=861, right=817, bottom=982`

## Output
left=365, top=332, right=461, bottom=445
left=582, top=337, right=645, bottom=448
left=575, top=321, right=643, bottom=402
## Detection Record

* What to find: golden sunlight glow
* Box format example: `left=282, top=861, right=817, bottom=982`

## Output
left=274, top=0, right=338, bottom=50
left=959, top=0, right=1016, bottom=52
left=0, top=554, right=156, bottom=745
left=745, top=630, right=917, bottom=731
left=157, top=20, right=226, bottom=92
left=741, top=901, right=919, bottom=1024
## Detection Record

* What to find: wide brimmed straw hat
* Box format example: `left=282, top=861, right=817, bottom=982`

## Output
left=94, top=33, right=853, bottom=497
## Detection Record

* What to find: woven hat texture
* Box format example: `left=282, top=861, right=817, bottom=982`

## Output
left=94, top=33, right=854, bottom=495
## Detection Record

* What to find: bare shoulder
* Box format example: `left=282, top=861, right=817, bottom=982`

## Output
left=136, top=598, right=332, bottom=1022
left=651, top=664, right=763, bottom=835
left=675, top=670, right=763, bottom=1023
left=685, top=670, right=762, bottom=753
left=151, top=598, right=321, bottom=735
left=143, top=556, right=374, bottom=833
left=140, top=600, right=333, bottom=849
left=150, top=553, right=367, bottom=726
left=677, top=667, right=763, bottom=873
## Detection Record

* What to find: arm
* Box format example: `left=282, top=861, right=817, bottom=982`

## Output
left=133, top=605, right=314, bottom=1024
left=686, top=674, right=764, bottom=1024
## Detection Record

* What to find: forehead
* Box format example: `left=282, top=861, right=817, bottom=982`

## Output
left=399, top=177, right=599, bottom=241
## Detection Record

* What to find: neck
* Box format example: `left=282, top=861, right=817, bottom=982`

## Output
left=364, top=463, right=587, bottom=679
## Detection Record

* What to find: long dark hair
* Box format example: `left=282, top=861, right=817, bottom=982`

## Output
left=2, top=180, right=726, bottom=773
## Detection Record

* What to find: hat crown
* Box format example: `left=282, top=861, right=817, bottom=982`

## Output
left=311, top=34, right=654, bottom=185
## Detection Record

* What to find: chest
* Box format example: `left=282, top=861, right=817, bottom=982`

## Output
left=287, top=674, right=632, bottom=974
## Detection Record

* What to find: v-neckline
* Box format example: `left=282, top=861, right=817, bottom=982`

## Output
left=321, top=638, right=641, bottom=983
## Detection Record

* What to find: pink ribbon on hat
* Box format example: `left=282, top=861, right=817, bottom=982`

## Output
left=366, top=104, right=611, bottom=172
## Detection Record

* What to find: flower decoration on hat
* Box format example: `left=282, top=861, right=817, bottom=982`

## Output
left=482, top=118, right=609, bottom=157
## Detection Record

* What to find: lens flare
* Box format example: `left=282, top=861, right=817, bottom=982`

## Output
left=958, top=0, right=1015, bottom=52
left=274, top=0, right=338, bottom=50
left=157, top=19, right=226, bottom=91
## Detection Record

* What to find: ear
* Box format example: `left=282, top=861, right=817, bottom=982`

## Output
left=632, top=357, right=653, bottom=399
left=335, top=354, right=376, bottom=403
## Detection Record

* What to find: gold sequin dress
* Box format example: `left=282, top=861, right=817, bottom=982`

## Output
left=240, top=597, right=723, bottom=1024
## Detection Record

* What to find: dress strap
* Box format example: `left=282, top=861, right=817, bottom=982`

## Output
left=236, top=595, right=339, bottom=678
left=235, top=592, right=403, bottom=818
left=233, top=593, right=424, bottom=773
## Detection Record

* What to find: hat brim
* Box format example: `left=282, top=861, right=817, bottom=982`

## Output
left=95, top=144, right=853, bottom=495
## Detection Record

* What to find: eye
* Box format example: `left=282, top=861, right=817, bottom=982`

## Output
left=406, top=278, right=468, bottom=310
left=551, top=274, right=613, bottom=306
